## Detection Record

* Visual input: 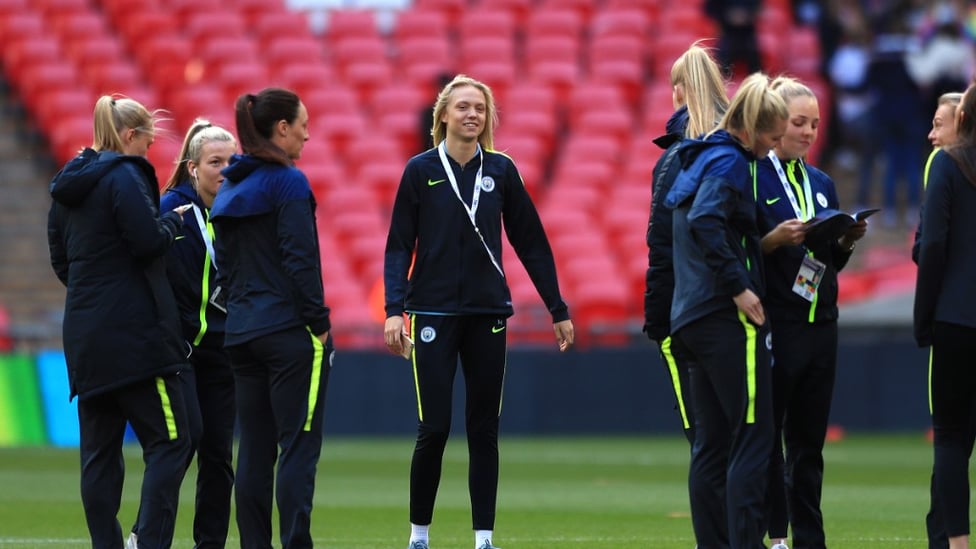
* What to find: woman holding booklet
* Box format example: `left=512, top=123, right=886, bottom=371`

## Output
left=755, top=76, right=868, bottom=549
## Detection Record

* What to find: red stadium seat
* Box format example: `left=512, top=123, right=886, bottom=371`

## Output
left=198, top=36, right=260, bottom=73
left=3, top=37, right=62, bottom=88
left=0, top=13, right=45, bottom=48
left=526, top=8, right=584, bottom=39
left=358, top=159, right=405, bottom=209
left=116, top=12, right=180, bottom=54
left=562, top=134, right=623, bottom=166
left=82, top=62, right=144, bottom=97
left=251, top=10, right=314, bottom=48
left=396, top=36, right=453, bottom=82
left=32, top=0, right=92, bottom=19
left=458, top=8, right=517, bottom=40
left=413, top=0, right=466, bottom=26
left=525, top=61, right=581, bottom=98
left=302, top=84, right=361, bottom=119
left=395, top=9, right=448, bottom=43
left=526, top=35, right=582, bottom=68
left=325, top=9, right=379, bottom=46
left=226, top=0, right=288, bottom=27
left=32, top=88, right=95, bottom=131
left=460, top=36, right=516, bottom=68
left=51, top=12, right=111, bottom=43
left=569, top=82, right=626, bottom=126
left=185, top=12, right=248, bottom=50
left=48, top=114, right=94, bottom=163
left=216, top=62, right=269, bottom=105
left=272, top=62, right=336, bottom=98
left=590, top=8, right=651, bottom=39
left=65, top=36, right=127, bottom=69
left=263, top=36, right=326, bottom=69
left=333, top=36, right=388, bottom=74
left=472, top=0, right=532, bottom=25
left=300, top=159, right=345, bottom=196
left=19, top=61, right=82, bottom=106
left=344, top=61, right=394, bottom=104
left=539, top=0, right=596, bottom=22
left=576, top=107, right=634, bottom=144
left=166, top=84, right=227, bottom=131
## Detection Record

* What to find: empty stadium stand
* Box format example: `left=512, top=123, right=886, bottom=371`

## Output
left=2, top=0, right=908, bottom=350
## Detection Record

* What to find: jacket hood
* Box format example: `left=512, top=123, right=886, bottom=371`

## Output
left=652, top=106, right=689, bottom=150
left=50, top=149, right=143, bottom=207
left=165, top=180, right=206, bottom=208
left=664, top=129, right=749, bottom=209
left=222, top=154, right=267, bottom=183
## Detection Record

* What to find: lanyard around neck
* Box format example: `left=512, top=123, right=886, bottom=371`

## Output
left=767, top=151, right=814, bottom=221
left=438, top=140, right=484, bottom=224
left=436, top=140, right=503, bottom=277
left=191, top=204, right=218, bottom=272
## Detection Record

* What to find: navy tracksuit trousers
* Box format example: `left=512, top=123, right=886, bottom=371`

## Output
left=407, top=314, right=508, bottom=531
left=78, top=372, right=192, bottom=549
left=226, top=326, right=332, bottom=549
left=674, top=308, right=774, bottom=549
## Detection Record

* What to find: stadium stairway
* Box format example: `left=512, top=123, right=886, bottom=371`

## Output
left=0, top=77, right=65, bottom=350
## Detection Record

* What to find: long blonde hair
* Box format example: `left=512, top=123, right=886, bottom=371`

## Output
left=430, top=74, right=498, bottom=151
left=671, top=42, right=729, bottom=138
left=92, top=95, right=159, bottom=153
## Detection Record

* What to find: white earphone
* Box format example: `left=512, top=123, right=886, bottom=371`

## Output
left=191, top=167, right=198, bottom=179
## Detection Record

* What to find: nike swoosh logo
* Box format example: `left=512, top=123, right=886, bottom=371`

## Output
left=491, top=325, right=506, bottom=334
left=175, top=235, right=186, bottom=240
left=427, top=179, right=445, bottom=186
left=765, top=197, right=782, bottom=205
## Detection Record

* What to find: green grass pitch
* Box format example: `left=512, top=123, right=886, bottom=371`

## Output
left=0, top=434, right=943, bottom=548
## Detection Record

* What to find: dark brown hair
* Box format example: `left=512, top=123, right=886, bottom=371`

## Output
left=946, top=85, right=976, bottom=186
left=235, top=88, right=300, bottom=166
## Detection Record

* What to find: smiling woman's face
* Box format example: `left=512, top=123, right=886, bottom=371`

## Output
left=775, top=94, right=819, bottom=160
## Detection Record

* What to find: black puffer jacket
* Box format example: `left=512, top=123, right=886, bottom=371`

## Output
left=48, top=148, right=187, bottom=399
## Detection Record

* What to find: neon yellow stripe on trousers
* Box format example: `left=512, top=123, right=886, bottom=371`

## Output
left=736, top=311, right=758, bottom=424
left=304, top=328, right=325, bottom=431
left=660, top=336, right=690, bottom=429
left=928, top=347, right=934, bottom=416
left=410, top=314, right=423, bottom=422
left=155, top=377, right=178, bottom=440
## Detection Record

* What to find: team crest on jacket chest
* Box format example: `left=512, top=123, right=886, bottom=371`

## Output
left=480, top=176, right=495, bottom=192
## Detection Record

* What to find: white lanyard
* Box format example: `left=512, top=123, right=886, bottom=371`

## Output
left=191, top=204, right=218, bottom=272
left=437, top=140, right=503, bottom=277
left=768, top=151, right=814, bottom=221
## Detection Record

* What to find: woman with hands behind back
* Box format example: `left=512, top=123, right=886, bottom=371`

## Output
left=210, top=88, right=333, bottom=549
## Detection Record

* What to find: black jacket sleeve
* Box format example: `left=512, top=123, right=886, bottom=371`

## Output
left=502, top=162, right=569, bottom=322
left=111, top=164, right=182, bottom=259
left=914, top=154, right=953, bottom=347
left=47, top=203, right=68, bottom=286
left=384, top=162, right=421, bottom=319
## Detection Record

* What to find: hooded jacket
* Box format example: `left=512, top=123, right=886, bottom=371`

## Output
left=664, top=130, right=765, bottom=334
left=384, top=146, right=569, bottom=322
left=644, top=106, right=689, bottom=341
left=47, top=148, right=186, bottom=399
left=755, top=156, right=852, bottom=324
left=210, top=155, right=330, bottom=347
left=160, top=181, right=226, bottom=349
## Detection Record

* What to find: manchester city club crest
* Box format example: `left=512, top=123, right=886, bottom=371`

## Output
left=420, top=326, right=437, bottom=343
left=480, top=176, right=495, bottom=192
left=817, top=192, right=828, bottom=208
